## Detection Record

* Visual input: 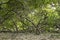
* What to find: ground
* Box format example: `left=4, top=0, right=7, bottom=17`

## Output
left=0, top=32, right=60, bottom=40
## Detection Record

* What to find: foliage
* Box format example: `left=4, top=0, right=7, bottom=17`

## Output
left=0, top=0, right=60, bottom=34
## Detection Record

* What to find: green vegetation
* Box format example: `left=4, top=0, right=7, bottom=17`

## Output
left=0, top=0, right=60, bottom=34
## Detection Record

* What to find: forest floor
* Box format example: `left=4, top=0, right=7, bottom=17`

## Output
left=0, top=32, right=60, bottom=40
